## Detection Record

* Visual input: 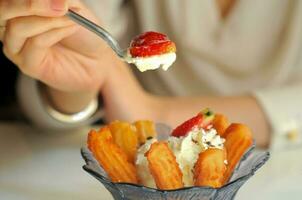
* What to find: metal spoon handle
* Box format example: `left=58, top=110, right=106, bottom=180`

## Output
left=66, top=10, right=124, bottom=58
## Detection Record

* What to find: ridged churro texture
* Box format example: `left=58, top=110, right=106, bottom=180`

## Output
left=109, top=121, right=138, bottom=163
left=134, top=120, right=157, bottom=145
left=194, top=148, right=227, bottom=188
left=145, top=142, right=184, bottom=190
left=212, top=114, right=229, bottom=137
left=222, top=123, right=253, bottom=184
left=87, top=127, right=138, bottom=184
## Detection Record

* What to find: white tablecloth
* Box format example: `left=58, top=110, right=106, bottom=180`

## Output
left=0, top=123, right=301, bottom=200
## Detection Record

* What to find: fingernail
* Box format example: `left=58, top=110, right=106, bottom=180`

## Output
left=51, top=0, right=67, bottom=11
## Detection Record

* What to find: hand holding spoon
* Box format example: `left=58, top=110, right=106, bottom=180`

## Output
left=66, top=9, right=176, bottom=72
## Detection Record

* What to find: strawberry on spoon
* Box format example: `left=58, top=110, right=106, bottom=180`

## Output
left=129, top=32, right=176, bottom=57
left=66, top=11, right=176, bottom=72
left=125, top=31, right=177, bottom=72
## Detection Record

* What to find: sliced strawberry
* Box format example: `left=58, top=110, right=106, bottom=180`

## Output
left=129, top=31, right=176, bottom=57
left=131, top=32, right=167, bottom=47
left=130, top=41, right=176, bottom=57
left=171, top=115, right=203, bottom=138
left=171, top=109, right=215, bottom=137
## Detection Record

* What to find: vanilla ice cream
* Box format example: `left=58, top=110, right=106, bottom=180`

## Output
left=168, top=127, right=225, bottom=186
left=124, top=51, right=176, bottom=72
left=135, top=127, right=225, bottom=188
left=135, top=138, right=157, bottom=188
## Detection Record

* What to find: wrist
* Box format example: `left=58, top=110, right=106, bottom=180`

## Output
left=44, top=85, right=99, bottom=114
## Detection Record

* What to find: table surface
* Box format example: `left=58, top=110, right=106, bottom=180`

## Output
left=0, top=122, right=301, bottom=200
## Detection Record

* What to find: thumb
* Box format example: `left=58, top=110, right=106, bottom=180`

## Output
left=0, top=0, right=69, bottom=21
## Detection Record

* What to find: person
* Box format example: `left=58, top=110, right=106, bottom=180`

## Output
left=0, top=0, right=301, bottom=151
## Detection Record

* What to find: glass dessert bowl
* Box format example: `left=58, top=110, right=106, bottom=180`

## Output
left=80, top=110, right=270, bottom=200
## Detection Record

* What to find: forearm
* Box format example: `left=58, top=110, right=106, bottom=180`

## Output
left=45, top=58, right=270, bottom=148
left=93, top=56, right=271, bottom=148
left=154, top=95, right=270, bottom=148
left=102, top=55, right=155, bottom=122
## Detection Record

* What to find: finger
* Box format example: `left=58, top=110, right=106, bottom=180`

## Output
left=3, top=16, right=75, bottom=55
left=14, top=25, right=79, bottom=77
left=0, top=0, right=68, bottom=21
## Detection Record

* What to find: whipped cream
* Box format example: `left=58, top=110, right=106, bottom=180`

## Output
left=135, top=127, right=225, bottom=188
left=135, top=138, right=157, bottom=188
left=168, top=127, right=225, bottom=186
left=125, top=52, right=176, bottom=72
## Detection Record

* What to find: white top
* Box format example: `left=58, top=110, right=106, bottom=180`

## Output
left=18, top=0, right=302, bottom=151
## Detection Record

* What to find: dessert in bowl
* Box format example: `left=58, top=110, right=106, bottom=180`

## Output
left=81, top=109, right=269, bottom=200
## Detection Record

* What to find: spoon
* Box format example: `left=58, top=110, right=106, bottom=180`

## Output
left=66, top=9, right=177, bottom=72
left=66, top=9, right=126, bottom=59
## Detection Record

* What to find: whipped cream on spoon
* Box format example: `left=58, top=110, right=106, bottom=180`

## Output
left=66, top=10, right=176, bottom=72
